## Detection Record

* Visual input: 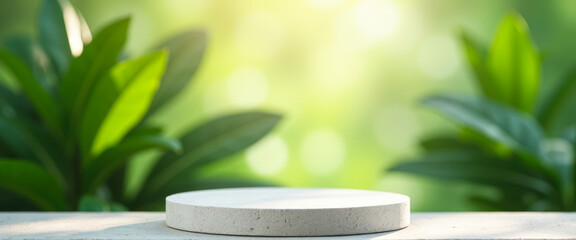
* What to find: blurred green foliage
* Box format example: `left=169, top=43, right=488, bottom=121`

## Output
left=390, top=13, right=576, bottom=211
left=2, top=0, right=576, bottom=211
left=0, top=0, right=281, bottom=211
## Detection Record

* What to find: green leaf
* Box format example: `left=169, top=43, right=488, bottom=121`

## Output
left=486, top=13, right=540, bottom=112
left=39, top=0, right=91, bottom=77
left=469, top=192, right=538, bottom=211
left=0, top=189, right=40, bottom=211
left=147, top=30, right=206, bottom=115
left=423, top=94, right=544, bottom=166
left=0, top=110, right=67, bottom=188
left=60, top=17, right=129, bottom=133
left=4, top=36, right=57, bottom=91
left=0, top=83, right=35, bottom=118
left=541, top=137, right=575, bottom=210
left=0, top=159, right=68, bottom=211
left=83, top=132, right=181, bottom=194
left=420, top=136, right=481, bottom=152
left=388, top=151, right=553, bottom=196
left=538, top=69, right=576, bottom=131
left=80, top=50, right=167, bottom=159
left=146, top=112, right=282, bottom=193
left=460, top=32, right=495, bottom=99
left=0, top=50, right=62, bottom=135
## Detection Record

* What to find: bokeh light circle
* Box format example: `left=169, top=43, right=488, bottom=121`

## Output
left=226, top=67, right=269, bottom=108
left=246, top=135, right=289, bottom=176
left=374, top=105, right=420, bottom=151
left=417, top=35, right=461, bottom=80
left=355, top=0, right=400, bottom=40
left=300, top=129, right=346, bottom=176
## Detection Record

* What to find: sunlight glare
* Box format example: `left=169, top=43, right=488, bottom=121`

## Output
left=62, top=1, right=85, bottom=56
left=355, top=0, right=400, bottom=40
left=307, top=0, right=344, bottom=9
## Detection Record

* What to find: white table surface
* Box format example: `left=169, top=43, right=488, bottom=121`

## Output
left=0, top=212, right=575, bottom=240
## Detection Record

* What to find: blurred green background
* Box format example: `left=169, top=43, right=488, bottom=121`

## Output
left=1, top=0, right=576, bottom=211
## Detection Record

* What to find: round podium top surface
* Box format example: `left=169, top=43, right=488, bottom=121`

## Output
left=166, top=187, right=408, bottom=209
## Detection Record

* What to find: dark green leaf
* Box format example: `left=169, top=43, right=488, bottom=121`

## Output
left=0, top=159, right=68, bottom=210
left=4, top=36, right=57, bottom=91
left=0, top=83, right=35, bottom=118
left=0, top=50, right=62, bottom=135
left=469, top=193, right=536, bottom=211
left=486, top=13, right=540, bottom=112
left=420, top=136, right=481, bottom=152
left=60, top=18, right=129, bottom=133
left=460, top=32, right=495, bottom=99
left=39, top=0, right=91, bottom=77
left=80, top=50, right=167, bottom=160
left=147, top=30, right=206, bottom=115
left=0, top=99, right=67, bottom=186
left=109, top=202, right=128, bottom=211
left=146, top=112, right=282, bottom=193
left=0, top=189, right=40, bottom=211
left=541, top=137, right=575, bottom=210
left=423, top=94, right=545, bottom=167
left=388, top=151, right=553, bottom=196
left=83, top=133, right=181, bottom=194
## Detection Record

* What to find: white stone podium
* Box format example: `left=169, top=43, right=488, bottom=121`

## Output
left=165, top=188, right=410, bottom=236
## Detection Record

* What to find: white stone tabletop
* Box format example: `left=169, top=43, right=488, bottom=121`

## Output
left=0, top=212, right=575, bottom=240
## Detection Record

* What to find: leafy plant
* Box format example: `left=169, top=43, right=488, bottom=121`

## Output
left=388, top=13, right=576, bottom=211
left=0, top=0, right=281, bottom=211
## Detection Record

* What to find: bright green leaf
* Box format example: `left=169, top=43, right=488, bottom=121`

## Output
left=147, top=30, right=206, bottom=115
left=460, top=32, right=495, bottom=99
left=81, top=50, right=167, bottom=159
left=60, top=18, right=129, bottom=133
left=0, top=159, right=68, bottom=211
left=39, top=0, right=91, bottom=77
left=486, top=13, right=540, bottom=112
left=146, top=112, right=282, bottom=193
left=0, top=50, right=62, bottom=135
